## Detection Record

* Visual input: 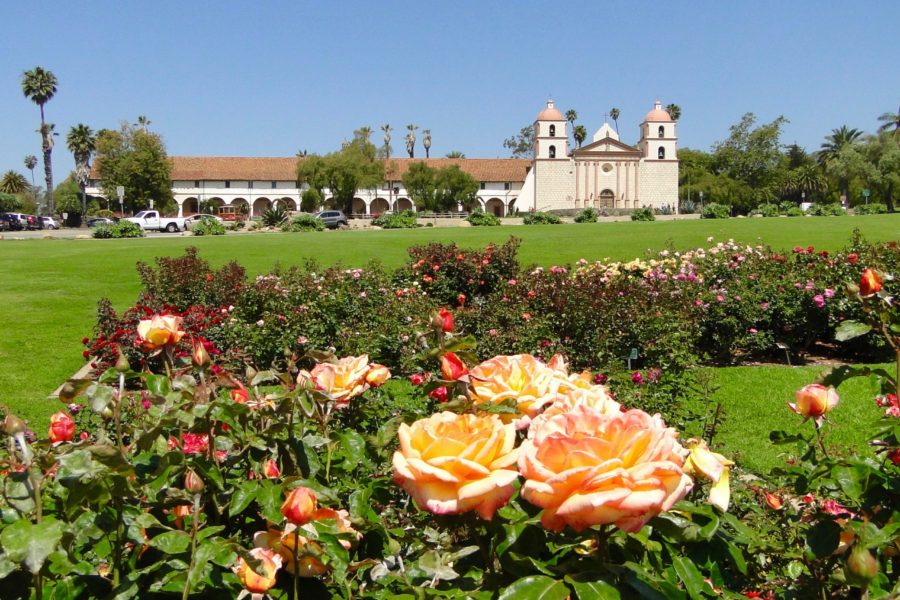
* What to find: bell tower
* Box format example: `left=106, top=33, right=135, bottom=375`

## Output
left=533, top=99, right=568, bottom=160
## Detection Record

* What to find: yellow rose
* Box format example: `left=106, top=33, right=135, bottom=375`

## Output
left=682, top=438, right=734, bottom=511
left=136, top=315, right=185, bottom=351
left=529, top=386, right=621, bottom=435
left=519, top=405, right=692, bottom=533
left=392, top=411, right=519, bottom=520
left=469, top=354, right=567, bottom=426
left=233, top=547, right=282, bottom=593
left=310, top=354, right=372, bottom=407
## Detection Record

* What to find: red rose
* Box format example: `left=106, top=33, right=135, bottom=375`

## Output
left=440, top=352, right=468, bottom=381
left=859, top=268, right=883, bottom=297
left=429, top=386, right=449, bottom=403
left=48, top=412, right=75, bottom=444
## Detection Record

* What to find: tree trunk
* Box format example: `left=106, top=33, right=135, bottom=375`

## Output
left=43, top=145, right=53, bottom=216
left=885, top=182, right=895, bottom=213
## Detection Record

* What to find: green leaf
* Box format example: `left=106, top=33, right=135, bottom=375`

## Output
left=671, top=556, right=706, bottom=599
left=769, top=430, right=805, bottom=445
left=255, top=480, right=284, bottom=523
left=229, top=481, right=257, bottom=517
left=565, top=574, right=621, bottom=600
left=834, top=320, right=872, bottom=342
left=56, top=449, right=105, bottom=482
left=86, top=382, right=116, bottom=414
left=150, top=530, right=191, bottom=554
left=143, top=373, right=172, bottom=397
left=0, top=519, right=64, bottom=574
left=3, top=475, right=35, bottom=513
left=806, top=519, right=841, bottom=558
left=498, top=575, right=570, bottom=600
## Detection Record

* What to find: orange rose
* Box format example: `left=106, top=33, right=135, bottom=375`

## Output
left=281, top=486, right=317, bottom=525
left=392, top=412, right=519, bottom=520
left=859, top=268, right=883, bottom=297
left=469, top=354, right=569, bottom=426
left=365, top=363, right=391, bottom=387
left=789, top=384, right=839, bottom=427
left=310, top=354, right=372, bottom=407
left=529, top=387, right=621, bottom=434
left=231, top=382, right=250, bottom=404
left=233, top=547, right=282, bottom=593
left=254, top=527, right=327, bottom=577
left=519, top=405, right=692, bottom=533
left=48, top=411, right=75, bottom=444
left=136, top=315, right=185, bottom=351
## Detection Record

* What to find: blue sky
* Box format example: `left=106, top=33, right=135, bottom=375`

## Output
left=1, top=1, right=898, bottom=181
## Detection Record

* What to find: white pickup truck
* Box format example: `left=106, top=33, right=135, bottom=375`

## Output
left=125, top=211, right=188, bottom=233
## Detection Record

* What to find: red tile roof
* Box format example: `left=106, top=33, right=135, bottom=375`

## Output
left=92, top=156, right=531, bottom=183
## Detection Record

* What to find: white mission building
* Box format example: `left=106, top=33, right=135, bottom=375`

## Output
left=86, top=100, right=678, bottom=217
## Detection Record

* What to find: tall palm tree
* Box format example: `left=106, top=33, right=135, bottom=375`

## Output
left=573, top=125, right=587, bottom=148
left=135, top=115, right=151, bottom=132
left=405, top=124, right=418, bottom=158
left=380, top=124, right=393, bottom=158
left=565, top=109, right=577, bottom=129
left=21, top=66, right=58, bottom=218
left=66, top=124, right=96, bottom=216
left=24, top=155, right=37, bottom=188
left=422, top=129, right=432, bottom=158
left=355, top=126, right=373, bottom=143
left=818, top=125, right=863, bottom=200
left=877, top=106, right=900, bottom=138
left=609, top=108, right=621, bottom=134
left=665, top=104, right=681, bottom=121
left=0, top=171, right=29, bottom=194
left=445, top=151, right=466, bottom=158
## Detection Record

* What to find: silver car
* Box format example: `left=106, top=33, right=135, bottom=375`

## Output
left=314, top=210, right=348, bottom=229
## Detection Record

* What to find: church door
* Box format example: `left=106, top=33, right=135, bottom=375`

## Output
left=600, top=189, right=615, bottom=209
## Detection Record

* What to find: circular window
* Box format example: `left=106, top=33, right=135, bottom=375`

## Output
left=602, top=163, right=613, bottom=173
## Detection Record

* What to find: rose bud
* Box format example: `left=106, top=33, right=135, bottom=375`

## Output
left=263, top=459, right=281, bottom=479
left=859, top=268, right=883, bottom=297
left=192, top=341, right=210, bottom=368
left=764, top=492, right=783, bottom=510
left=846, top=545, right=878, bottom=584
left=115, top=350, right=131, bottom=373
left=281, top=486, right=317, bottom=525
left=184, top=469, right=205, bottom=494
left=440, top=352, right=468, bottom=381
left=428, top=386, right=449, bottom=403
left=48, top=412, right=75, bottom=444
left=231, top=382, right=250, bottom=404
left=432, top=307, right=454, bottom=333
left=365, top=364, right=391, bottom=387
left=788, top=384, right=839, bottom=427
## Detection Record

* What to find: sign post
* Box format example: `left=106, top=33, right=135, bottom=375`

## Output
left=863, top=188, right=870, bottom=205
left=116, top=185, right=125, bottom=216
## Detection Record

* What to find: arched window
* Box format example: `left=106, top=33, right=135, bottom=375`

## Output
left=549, top=145, right=556, bottom=158
left=658, top=146, right=666, bottom=159
left=658, top=125, right=665, bottom=138
left=549, top=124, right=556, bottom=137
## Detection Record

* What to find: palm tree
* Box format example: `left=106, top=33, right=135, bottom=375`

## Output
left=405, top=124, right=418, bottom=158
left=793, top=164, right=825, bottom=199
left=877, top=106, right=900, bottom=138
left=0, top=171, right=28, bottom=194
left=665, top=104, right=681, bottom=121
left=818, top=125, right=863, bottom=200
left=66, top=124, right=96, bottom=216
left=573, top=125, right=587, bottom=148
left=21, top=66, right=58, bottom=218
left=355, top=126, right=373, bottom=143
left=609, top=108, right=621, bottom=134
left=445, top=151, right=466, bottom=158
left=135, top=115, right=151, bottom=132
left=423, top=129, right=432, bottom=158
left=24, top=155, right=37, bottom=188
left=380, top=124, right=393, bottom=158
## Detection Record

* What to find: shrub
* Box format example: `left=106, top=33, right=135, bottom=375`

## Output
left=701, top=202, right=731, bottom=219
left=226, top=220, right=245, bottom=231
left=372, top=210, right=418, bottom=229
left=573, top=207, right=598, bottom=223
left=281, top=213, right=324, bottom=232
left=522, top=211, right=561, bottom=225
left=466, top=210, right=501, bottom=226
left=191, top=218, right=226, bottom=236
left=679, top=199, right=697, bottom=214
left=261, top=206, right=288, bottom=227
left=91, top=220, right=145, bottom=239
left=853, top=202, right=887, bottom=215
left=631, top=206, right=656, bottom=221
left=784, top=206, right=805, bottom=216
left=807, top=202, right=845, bottom=216
left=301, top=188, right=322, bottom=213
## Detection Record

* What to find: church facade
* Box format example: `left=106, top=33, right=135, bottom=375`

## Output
left=85, top=100, right=678, bottom=217
left=517, top=100, right=679, bottom=213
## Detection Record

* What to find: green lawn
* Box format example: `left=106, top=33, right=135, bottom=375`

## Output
left=0, top=214, right=897, bottom=442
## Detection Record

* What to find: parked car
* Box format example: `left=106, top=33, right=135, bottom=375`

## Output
left=184, top=213, right=224, bottom=230
left=87, top=217, right=116, bottom=228
left=4, top=213, right=33, bottom=230
left=0, top=214, right=12, bottom=231
left=24, top=215, right=39, bottom=230
left=125, top=210, right=187, bottom=233
left=0, top=213, right=23, bottom=231
left=40, top=216, right=60, bottom=230
left=314, top=210, right=349, bottom=229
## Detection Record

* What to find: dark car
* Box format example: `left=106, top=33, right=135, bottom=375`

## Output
left=87, top=217, right=116, bottom=228
left=314, top=210, right=349, bottom=229
left=0, top=213, right=26, bottom=231
left=0, top=214, right=12, bottom=231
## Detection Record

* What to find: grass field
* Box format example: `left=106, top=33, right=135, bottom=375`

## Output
left=0, top=214, right=897, bottom=455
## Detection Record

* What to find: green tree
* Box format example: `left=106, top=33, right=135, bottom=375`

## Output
left=823, top=144, right=875, bottom=205
left=503, top=125, right=534, bottom=158
left=665, top=103, right=681, bottom=121
left=573, top=125, right=587, bottom=148
left=423, top=129, right=432, bottom=158
left=296, top=136, right=384, bottom=215
left=135, top=115, right=151, bottom=132
left=21, top=66, right=58, bottom=218
left=405, top=124, right=418, bottom=158
left=434, top=165, right=479, bottom=212
left=94, top=123, right=174, bottom=214
left=301, top=188, right=322, bottom=213
left=712, top=113, right=788, bottom=199
left=24, top=155, right=37, bottom=190
left=877, top=106, right=900, bottom=138
left=400, top=162, right=438, bottom=210
left=0, top=171, right=28, bottom=194
left=445, top=151, right=466, bottom=158
left=609, top=108, right=621, bottom=134
left=818, top=126, right=864, bottom=200
left=864, top=132, right=900, bottom=211
left=54, top=175, right=83, bottom=225
left=380, top=124, right=393, bottom=159
left=0, top=193, right=22, bottom=212
left=66, top=123, right=96, bottom=215
left=354, top=126, right=373, bottom=143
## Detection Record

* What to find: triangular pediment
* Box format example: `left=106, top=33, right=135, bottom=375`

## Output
left=573, top=136, right=640, bottom=156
